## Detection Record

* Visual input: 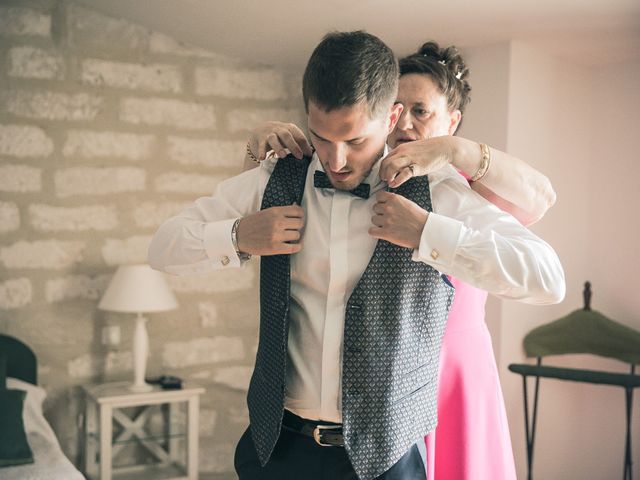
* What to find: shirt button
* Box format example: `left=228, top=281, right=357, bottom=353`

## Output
left=221, top=255, right=230, bottom=266
left=430, top=249, right=439, bottom=260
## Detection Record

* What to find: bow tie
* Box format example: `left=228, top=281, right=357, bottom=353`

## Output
left=313, top=171, right=370, bottom=199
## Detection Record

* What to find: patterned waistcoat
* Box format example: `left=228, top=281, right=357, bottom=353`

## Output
left=246, top=155, right=455, bottom=480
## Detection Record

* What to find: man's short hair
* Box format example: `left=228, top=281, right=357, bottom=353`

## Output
left=302, top=30, right=399, bottom=118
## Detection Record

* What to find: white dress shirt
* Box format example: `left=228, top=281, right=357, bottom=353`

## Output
left=149, top=149, right=565, bottom=422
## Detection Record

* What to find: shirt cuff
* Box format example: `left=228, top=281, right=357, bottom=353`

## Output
left=412, top=212, right=463, bottom=268
left=203, top=218, right=242, bottom=268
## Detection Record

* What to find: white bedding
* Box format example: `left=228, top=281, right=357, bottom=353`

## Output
left=0, top=378, right=85, bottom=480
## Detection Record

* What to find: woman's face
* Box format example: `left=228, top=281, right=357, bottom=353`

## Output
left=387, top=73, right=461, bottom=149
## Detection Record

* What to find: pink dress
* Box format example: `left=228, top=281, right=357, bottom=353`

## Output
left=425, top=277, right=517, bottom=480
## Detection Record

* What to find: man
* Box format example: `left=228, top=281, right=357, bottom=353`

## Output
left=149, top=31, right=565, bottom=480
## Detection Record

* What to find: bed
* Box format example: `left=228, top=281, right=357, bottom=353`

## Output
left=0, top=334, right=85, bottom=480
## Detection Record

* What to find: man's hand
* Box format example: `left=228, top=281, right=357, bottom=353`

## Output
left=249, top=121, right=313, bottom=161
left=380, top=136, right=455, bottom=188
left=368, top=191, right=428, bottom=249
left=236, top=205, right=305, bottom=256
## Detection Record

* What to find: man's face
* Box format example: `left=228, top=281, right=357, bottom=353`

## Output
left=308, top=101, right=401, bottom=191
left=387, top=73, right=461, bottom=148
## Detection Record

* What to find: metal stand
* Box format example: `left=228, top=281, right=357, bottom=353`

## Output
left=509, top=361, right=640, bottom=480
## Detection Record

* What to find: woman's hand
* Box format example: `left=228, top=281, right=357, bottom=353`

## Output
left=248, top=121, right=313, bottom=161
left=380, top=136, right=455, bottom=188
left=381, top=134, right=556, bottom=226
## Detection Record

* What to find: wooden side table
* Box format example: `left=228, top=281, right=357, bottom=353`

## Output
left=82, top=382, right=205, bottom=480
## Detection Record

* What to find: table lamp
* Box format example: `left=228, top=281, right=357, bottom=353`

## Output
left=98, top=264, right=178, bottom=392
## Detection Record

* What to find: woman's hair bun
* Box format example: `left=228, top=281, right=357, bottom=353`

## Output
left=418, top=42, right=468, bottom=82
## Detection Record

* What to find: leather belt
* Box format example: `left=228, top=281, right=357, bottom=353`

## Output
left=282, top=410, right=344, bottom=447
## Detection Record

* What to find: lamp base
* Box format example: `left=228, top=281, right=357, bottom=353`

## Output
left=131, top=313, right=152, bottom=394
left=129, top=382, right=153, bottom=393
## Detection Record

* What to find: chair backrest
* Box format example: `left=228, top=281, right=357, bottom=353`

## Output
left=0, top=334, right=37, bottom=385
left=523, top=309, right=640, bottom=365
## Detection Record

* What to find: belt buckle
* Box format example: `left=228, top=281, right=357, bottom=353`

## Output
left=312, top=424, right=341, bottom=447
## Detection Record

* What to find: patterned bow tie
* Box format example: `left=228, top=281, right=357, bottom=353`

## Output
left=313, top=171, right=370, bottom=199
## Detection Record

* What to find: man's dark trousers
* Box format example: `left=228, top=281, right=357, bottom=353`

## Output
left=234, top=426, right=426, bottom=480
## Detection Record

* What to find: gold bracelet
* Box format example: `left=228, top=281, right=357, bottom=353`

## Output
left=471, top=143, right=491, bottom=182
left=246, top=142, right=261, bottom=164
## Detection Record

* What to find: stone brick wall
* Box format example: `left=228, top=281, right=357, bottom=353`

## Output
left=0, top=0, right=304, bottom=476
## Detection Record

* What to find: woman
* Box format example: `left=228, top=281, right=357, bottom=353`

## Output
left=244, top=41, right=555, bottom=480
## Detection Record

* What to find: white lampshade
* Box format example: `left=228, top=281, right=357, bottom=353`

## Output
left=98, top=264, right=178, bottom=313
left=98, top=264, right=177, bottom=393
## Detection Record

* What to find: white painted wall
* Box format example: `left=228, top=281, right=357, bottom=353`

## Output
left=462, top=41, right=639, bottom=479
left=588, top=60, right=640, bottom=328
left=458, top=43, right=512, bottom=367
left=585, top=58, right=640, bottom=478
